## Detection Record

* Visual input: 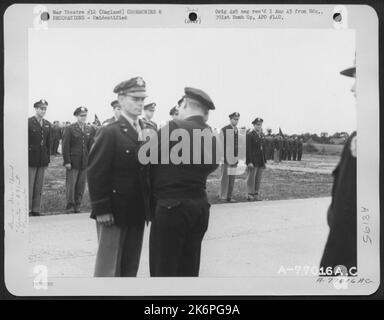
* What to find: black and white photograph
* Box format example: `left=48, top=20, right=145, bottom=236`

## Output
left=3, top=3, right=380, bottom=297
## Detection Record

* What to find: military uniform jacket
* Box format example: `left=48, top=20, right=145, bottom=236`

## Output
left=62, top=122, right=95, bottom=170
left=142, top=118, right=158, bottom=131
left=320, top=131, right=357, bottom=271
left=102, top=117, right=117, bottom=126
left=246, top=130, right=266, bottom=167
left=264, top=135, right=273, bottom=150
left=221, top=124, right=239, bottom=165
left=287, top=139, right=294, bottom=151
left=151, top=115, right=219, bottom=202
left=292, top=140, right=298, bottom=151
left=297, top=140, right=303, bottom=151
left=51, top=126, right=62, bottom=140
left=87, top=116, right=151, bottom=226
left=28, top=116, right=51, bottom=167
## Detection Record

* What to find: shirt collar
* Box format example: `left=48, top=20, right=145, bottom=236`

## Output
left=121, top=112, right=140, bottom=128
left=34, top=115, right=43, bottom=124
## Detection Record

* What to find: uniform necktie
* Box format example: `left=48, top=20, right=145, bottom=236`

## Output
left=133, top=121, right=142, bottom=141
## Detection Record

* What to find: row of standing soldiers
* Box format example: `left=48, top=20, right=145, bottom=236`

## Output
left=263, top=133, right=303, bottom=162
left=28, top=103, right=98, bottom=216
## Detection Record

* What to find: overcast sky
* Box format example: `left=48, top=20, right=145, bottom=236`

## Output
left=29, top=28, right=355, bottom=135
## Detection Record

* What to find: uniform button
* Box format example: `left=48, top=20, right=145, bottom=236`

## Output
left=112, top=189, right=116, bottom=193
left=126, top=150, right=130, bottom=153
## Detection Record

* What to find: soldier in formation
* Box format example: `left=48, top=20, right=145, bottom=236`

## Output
left=245, top=117, right=266, bottom=201
left=62, top=106, right=95, bottom=213
left=28, top=99, right=51, bottom=216
left=219, top=112, right=240, bottom=202
left=88, top=77, right=151, bottom=277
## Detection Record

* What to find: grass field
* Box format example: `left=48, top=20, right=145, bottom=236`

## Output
left=40, top=153, right=337, bottom=215
left=303, top=143, right=344, bottom=156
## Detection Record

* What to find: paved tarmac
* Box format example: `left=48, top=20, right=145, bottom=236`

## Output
left=29, top=197, right=331, bottom=277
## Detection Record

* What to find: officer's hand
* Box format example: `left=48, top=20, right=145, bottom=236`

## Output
left=248, top=163, right=254, bottom=168
left=65, top=163, right=72, bottom=170
left=97, top=213, right=114, bottom=227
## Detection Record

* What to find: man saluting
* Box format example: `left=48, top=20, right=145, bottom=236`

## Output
left=87, top=77, right=151, bottom=277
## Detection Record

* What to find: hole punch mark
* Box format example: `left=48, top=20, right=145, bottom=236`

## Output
left=188, top=12, right=198, bottom=22
left=333, top=12, right=342, bottom=23
left=40, top=12, right=50, bottom=21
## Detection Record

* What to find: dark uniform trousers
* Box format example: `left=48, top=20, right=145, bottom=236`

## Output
left=62, top=122, right=94, bottom=209
left=149, top=198, right=210, bottom=277
left=246, top=130, right=266, bottom=196
left=246, top=166, right=264, bottom=195
left=292, top=149, right=297, bottom=160
left=297, top=144, right=303, bottom=161
left=50, top=126, right=61, bottom=155
left=28, top=116, right=51, bottom=213
left=292, top=142, right=298, bottom=161
left=287, top=145, right=292, bottom=160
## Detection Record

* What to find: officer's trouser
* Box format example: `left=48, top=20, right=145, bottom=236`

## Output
left=287, top=150, right=292, bottom=160
left=29, top=166, right=46, bottom=213
left=269, top=149, right=274, bottom=160
left=94, top=222, right=145, bottom=277
left=149, top=197, right=210, bottom=277
left=53, top=139, right=60, bottom=154
left=219, top=163, right=237, bottom=200
left=292, top=150, right=297, bottom=161
left=66, top=168, right=87, bottom=207
left=246, top=166, right=264, bottom=195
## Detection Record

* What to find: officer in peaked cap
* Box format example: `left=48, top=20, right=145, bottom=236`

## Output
left=88, top=76, right=151, bottom=277
left=219, top=111, right=240, bottom=202
left=62, top=106, right=95, bottom=213
left=28, top=99, right=51, bottom=216
left=102, top=100, right=122, bottom=126
left=320, top=57, right=357, bottom=276
left=229, top=112, right=240, bottom=119
left=113, top=76, right=148, bottom=97
left=142, top=102, right=158, bottom=131
left=149, top=87, right=218, bottom=277
left=246, top=117, right=266, bottom=201
left=252, top=117, right=263, bottom=125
